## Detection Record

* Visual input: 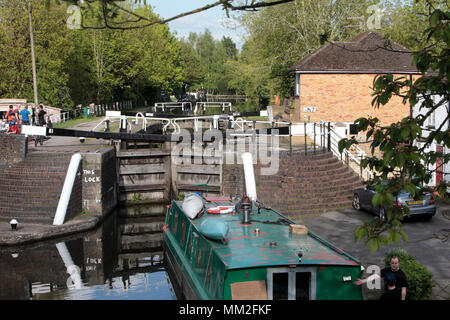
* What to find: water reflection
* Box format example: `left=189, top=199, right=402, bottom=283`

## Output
left=0, top=204, right=176, bottom=300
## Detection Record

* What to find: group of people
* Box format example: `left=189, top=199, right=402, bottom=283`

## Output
left=1, top=103, right=50, bottom=135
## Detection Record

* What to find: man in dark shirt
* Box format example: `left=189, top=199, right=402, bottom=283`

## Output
left=380, top=273, right=402, bottom=300
left=381, top=256, right=408, bottom=299
left=37, top=104, right=46, bottom=126
left=354, top=256, right=408, bottom=300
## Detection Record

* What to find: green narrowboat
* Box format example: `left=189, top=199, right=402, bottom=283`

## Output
left=163, top=196, right=363, bottom=300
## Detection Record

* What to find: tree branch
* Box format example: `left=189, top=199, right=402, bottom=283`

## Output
left=74, top=0, right=296, bottom=30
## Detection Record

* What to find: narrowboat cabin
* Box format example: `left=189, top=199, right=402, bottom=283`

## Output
left=163, top=194, right=363, bottom=300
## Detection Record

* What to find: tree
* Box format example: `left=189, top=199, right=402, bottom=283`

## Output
left=178, top=40, right=203, bottom=90
left=378, top=0, right=448, bottom=51
left=226, top=38, right=272, bottom=109
left=339, top=2, right=449, bottom=252
left=221, top=36, right=238, bottom=60
left=184, top=30, right=240, bottom=95
left=0, top=0, right=75, bottom=109
left=0, top=1, right=187, bottom=108
left=238, top=0, right=372, bottom=100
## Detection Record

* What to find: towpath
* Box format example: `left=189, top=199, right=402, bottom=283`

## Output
left=298, top=203, right=450, bottom=300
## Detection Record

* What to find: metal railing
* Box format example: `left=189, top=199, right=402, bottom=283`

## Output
left=59, top=110, right=373, bottom=179
left=194, top=102, right=232, bottom=114
left=153, top=102, right=192, bottom=112
left=324, top=122, right=372, bottom=180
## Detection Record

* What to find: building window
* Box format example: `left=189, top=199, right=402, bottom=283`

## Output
left=349, top=124, right=358, bottom=135
left=295, top=73, right=300, bottom=97
left=267, top=267, right=316, bottom=300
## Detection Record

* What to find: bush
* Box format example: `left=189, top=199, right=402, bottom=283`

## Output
left=384, top=248, right=435, bottom=300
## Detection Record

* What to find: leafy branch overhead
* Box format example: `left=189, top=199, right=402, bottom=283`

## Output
left=339, top=5, right=449, bottom=252
left=56, top=0, right=296, bottom=30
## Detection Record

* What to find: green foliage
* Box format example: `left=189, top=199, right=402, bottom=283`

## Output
left=182, top=30, right=241, bottom=95
left=384, top=248, right=435, bottom=300
left=132, top=193, right=142, bottom=202
left=341, top=4, right=449, bottom=252
left=0, top=1, right=185, bottom=109
left=378, top=0, right=448, bottom=51
left=237, top=0, right=371, bottom=102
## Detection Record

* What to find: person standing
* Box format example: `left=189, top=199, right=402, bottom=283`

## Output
left=6, top=105, right=18, bottom=125
left=37, top=104, right=47, bottom=126
left=20, top=105, right=31, bottom=125
left=28, top=104, right=34, bottom=125
left=354, top=256, right=408, bottom=300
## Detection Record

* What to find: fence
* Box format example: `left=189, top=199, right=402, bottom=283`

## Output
left=76, top=111, right=373, bottom=180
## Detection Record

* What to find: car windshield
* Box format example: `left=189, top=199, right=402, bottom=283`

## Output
left=371, top=180, right=422, bottom=196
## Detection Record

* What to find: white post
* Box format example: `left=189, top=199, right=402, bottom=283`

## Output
left=242, top=152, right=257, bottom=201
left=53, top=153, right=82, bottom=225
left=56, top=242, right=84, bottom=289
left=213, top=115, right=219, bottom=129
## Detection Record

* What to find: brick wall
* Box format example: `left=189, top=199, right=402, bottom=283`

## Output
left=0, top=134, right=27, bottom=166
left=223, top=151, right=363, bottom=218
left=293, top=73, right=417, bottom=125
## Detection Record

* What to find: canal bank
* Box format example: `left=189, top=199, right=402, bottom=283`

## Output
left=0, top=130, right=119, bottom=246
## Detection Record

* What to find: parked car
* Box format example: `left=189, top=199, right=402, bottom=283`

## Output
left=352, top=181, right=436, bottom=221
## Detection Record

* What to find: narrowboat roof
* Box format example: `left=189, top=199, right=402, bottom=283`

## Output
left=173, top=199, right=360, bottom=270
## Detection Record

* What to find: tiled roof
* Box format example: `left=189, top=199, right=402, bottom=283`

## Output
left=290, top=31, right=419, bottom=73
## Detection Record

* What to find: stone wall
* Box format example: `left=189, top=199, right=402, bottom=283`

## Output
left=81, top=147, right=118, bottom=217
left=222, top=163, right=245, bottom=197
left=0, top=134, right=27, bottom=167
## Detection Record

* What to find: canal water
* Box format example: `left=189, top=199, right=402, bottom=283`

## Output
left=0, top=205, right=176, bottom=300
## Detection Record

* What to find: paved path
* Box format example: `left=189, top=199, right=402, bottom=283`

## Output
left=28, top=119, right=111, bottom=154
left=298, top=205, right=450, bottom=300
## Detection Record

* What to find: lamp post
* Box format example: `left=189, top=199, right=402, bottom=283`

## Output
left=28, top=1, right=38, bottom=107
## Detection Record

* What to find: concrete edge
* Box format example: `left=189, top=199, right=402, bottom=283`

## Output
left=0, top=216, right=102, bottom=247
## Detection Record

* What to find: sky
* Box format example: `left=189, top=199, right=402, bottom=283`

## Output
left=148, top=0, right=247, bottom=49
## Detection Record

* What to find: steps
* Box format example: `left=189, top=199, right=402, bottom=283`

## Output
left=253, top=151, right=364, bottom=217
left=0, top=152, right=72, bottom=223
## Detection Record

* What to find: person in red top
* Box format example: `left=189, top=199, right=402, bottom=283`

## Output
left=6, top=105, right=18, bottom=124
left=5, top=105, right=19, bottom=134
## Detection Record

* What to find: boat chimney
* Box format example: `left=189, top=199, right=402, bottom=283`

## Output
left=241, top=194, right=252, bottom=225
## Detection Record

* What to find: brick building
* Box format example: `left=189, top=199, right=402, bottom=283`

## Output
left=289, top=31, right=421, bottom=135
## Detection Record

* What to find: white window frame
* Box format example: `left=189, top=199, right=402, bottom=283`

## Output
left=266, top=266, right=316, bottom=300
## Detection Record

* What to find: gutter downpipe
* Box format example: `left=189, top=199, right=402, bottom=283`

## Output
left=53, top=153, right=82, bottom=225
